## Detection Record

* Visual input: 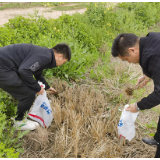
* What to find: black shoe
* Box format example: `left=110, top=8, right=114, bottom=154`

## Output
left=142, top=138, right=159, bottom=146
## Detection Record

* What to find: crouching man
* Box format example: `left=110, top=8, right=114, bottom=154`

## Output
left=0, top=43, right=71, bottom=130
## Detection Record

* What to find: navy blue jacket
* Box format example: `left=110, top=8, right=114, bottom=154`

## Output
left=0, top=43, right=56, bottom=92
left=138, top=32, right=160, bottom=110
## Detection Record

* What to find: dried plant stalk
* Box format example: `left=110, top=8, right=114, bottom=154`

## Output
left=125, top=78, right=151, bottom=95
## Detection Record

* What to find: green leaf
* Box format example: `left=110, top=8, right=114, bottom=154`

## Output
left=149, top=133, right=155, bottom=137
left=18, top=130, right=30, bottom=139
left=14, top=143, right=22, bottom=149
left=65, top=74, right=68, bottom=79
left=16, top=148, right=24, bottom=153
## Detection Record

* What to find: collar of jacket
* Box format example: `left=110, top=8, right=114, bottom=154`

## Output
left=139, top=36, right=148, bottom=66
left=50, top=48, right=57, bottom=68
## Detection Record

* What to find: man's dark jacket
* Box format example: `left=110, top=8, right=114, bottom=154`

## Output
left=0, top=43, right=56, bottom=92
left=138, top=32, right=160, bottom=110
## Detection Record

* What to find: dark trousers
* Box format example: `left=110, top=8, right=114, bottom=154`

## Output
left=0, top=68, right=36, bottom=120
left=155, top=144, right=160, bottom=158
left=154, top=116, right=160, bottom=158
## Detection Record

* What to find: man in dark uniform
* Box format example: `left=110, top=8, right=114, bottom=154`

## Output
left=0, top=43, right=71, bottom=130
left=111, top=32, right=160, bottom=158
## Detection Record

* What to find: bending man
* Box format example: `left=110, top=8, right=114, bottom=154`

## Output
left=111, top=32, right=160, bottom=158
left=0, top=43, right=71, bottom=130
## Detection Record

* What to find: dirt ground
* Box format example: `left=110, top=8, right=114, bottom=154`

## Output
left=0, top=6, right=86, bottom=26
left=0, top=4, right=159, bottom=158
left=0, top=2, right=120, bottom=26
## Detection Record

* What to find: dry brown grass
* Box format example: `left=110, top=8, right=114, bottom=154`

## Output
left=20, top=74, right=157, bottom=158
left=20, top=59, right=157, bottom=158
left=21, top=78, right=124, bottom=158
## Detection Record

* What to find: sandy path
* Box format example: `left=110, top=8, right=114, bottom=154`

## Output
left=0, top=2, right=121, bottom=26
left=0, top=7, right=86, bottom=26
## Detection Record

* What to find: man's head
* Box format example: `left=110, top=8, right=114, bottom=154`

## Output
left=53, top=43, right=71, bottom=66
left=111, top=33, right=140, bottom=63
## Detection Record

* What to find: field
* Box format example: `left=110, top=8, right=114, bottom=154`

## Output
left=0, top=2, right=160, bottom=158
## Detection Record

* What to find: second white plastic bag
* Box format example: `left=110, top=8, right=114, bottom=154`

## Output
left=118, top=104, right=139, bottom=141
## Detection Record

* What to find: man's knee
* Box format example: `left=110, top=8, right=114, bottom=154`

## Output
left=19, top=88, right=36, bottom=103
left=25, top=90, right=36, bottom=100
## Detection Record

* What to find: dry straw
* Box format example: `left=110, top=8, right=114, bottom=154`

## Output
left=22, top=78, right=122, bottom=158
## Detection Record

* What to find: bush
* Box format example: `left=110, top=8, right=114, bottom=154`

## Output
left=0, top=143, right=19, bottom=158
left=0, top=92, right=29, bottom=158
left=118, top=2, right=160, bottom=27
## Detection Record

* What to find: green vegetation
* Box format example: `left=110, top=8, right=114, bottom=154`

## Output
left=51, top=2, right=88, bottom=11
left=0, top=2, right=160, bottom=157
left=0, top=101, right=29, bottom=158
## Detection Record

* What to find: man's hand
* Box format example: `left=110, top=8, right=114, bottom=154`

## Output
left=47, top=87, right=57, bottom=94
left=125, top=103, right=138, bottom=113
left=37, top=87, right=45, bottom=95
left=136, top=75, right=150, bottom=88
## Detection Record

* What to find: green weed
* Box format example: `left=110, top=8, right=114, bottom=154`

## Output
left=52, top=2, right=88, bottom=11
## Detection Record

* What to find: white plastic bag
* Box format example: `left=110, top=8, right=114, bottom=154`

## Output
left=118, top=104, right=139, bottom=141
left=28, top=82, right=53, bottom=128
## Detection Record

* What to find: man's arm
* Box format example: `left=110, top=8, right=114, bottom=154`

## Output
left=18, top=66, right=41, bottom=92
left=34, top=70, right=50, bottom=90
left=126, top=72, right=160, bottom=112
left=137, top=70, right=160, bottom=110
left=136, top=74, right=150, bottom=88
left=18, top=46, right=51, bottom=92
left=127, top=56, right=160, bottom=112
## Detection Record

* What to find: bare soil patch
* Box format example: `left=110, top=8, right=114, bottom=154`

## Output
left=0, top=7, right=86, bottom=26
left=0, top=2, right=121, bottom=26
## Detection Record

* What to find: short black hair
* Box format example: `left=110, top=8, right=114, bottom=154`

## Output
left=53, top=43, right=71, bottom=61
left=111, top=33, right=138, bottom=57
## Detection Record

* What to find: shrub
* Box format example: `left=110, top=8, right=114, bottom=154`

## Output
left=0, top=92, right=29, bottom=158
left=118, top=2, right=160, bottom=27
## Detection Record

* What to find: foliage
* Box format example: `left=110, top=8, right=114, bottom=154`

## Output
left=0, top=143, right=19, bottom=158
left=41, top=2, right=65, bottom=7
left=0, top=89, right=17, bottom=117
left=0, top=91, right=29, bottom=158
left=118, top=2, right=160, bottom=27
left=145, top=120, right=157, bottom=129
left=0, top=100, right=29, bottom=158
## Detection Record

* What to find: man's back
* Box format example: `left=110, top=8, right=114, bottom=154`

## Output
left=0, top=43, right=52, bottom=72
